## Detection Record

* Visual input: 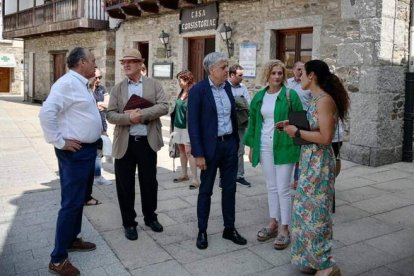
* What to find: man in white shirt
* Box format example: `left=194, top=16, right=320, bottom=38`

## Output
left=227, top=64, right=252, bottom=187
left=39, top=47, right=102, bottom=275
left=286, top=61, right=311, bottom=110
left=286, top=61, right=312, bottom=190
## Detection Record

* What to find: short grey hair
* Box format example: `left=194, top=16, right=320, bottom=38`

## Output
left=203, top=52, right=227, bottom=74
left=67, top=47, right=88, bottom=69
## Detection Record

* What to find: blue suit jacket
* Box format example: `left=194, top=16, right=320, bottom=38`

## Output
left=188, top=78, right=239, bottom=161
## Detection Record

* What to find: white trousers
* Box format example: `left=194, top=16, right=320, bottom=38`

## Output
left=260, top=136, right=294, bottom=225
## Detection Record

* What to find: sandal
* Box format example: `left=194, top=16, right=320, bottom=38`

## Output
left=189, top=180, right=200, bottom=190
left=173, top=176, right=189, bottom=183
left=327, top=266, right=341, bottom=276
left=257, top=227, right=278, bottom=242
left=84, top=198, right=102, bottom=206
left=273, top=233, right=291, bottom=250
left=299, top=267, right=317, bottom=275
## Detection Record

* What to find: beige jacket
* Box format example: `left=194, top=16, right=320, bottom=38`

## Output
left=106, top=77, right=168, bottom=159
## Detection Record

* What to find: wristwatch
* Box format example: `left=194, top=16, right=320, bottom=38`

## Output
left=295, top=128, right=301, bottom=138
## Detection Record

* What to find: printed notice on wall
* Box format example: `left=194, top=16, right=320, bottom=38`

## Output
left=239, top=43, right=257, bottom=78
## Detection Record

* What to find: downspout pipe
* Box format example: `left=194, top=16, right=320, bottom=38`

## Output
left=403, top=0, right=414, bottom=162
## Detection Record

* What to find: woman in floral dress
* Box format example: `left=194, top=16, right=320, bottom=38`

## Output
left=284, top=60, right=350, bottom=276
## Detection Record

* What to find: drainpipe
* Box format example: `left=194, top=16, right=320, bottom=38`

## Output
left=403, top=0, right=414, bottom=162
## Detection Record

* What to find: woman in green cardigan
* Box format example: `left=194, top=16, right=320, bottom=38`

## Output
left=243, top=60, right=302, bottom=250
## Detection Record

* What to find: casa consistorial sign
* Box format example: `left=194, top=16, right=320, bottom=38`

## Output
left=179, top=3, right=218, bottom=34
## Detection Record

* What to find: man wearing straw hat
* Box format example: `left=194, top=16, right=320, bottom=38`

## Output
left=107, top=48, right=168, bottom=241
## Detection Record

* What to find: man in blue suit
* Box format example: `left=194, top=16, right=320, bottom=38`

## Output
left=188, top=52, right=247, bottom=250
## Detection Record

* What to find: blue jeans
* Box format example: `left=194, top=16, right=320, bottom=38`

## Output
left=197, top=136, right=238, bottom=232
left=51, top=144, right=96, bottom=263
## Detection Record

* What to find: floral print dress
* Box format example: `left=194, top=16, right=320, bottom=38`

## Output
left=291, top=93, right=336, bottom=270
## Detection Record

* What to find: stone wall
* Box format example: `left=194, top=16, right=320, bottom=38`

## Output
left=0, top=40, right=24, bottom=95
left=113, top=0, right=410, bottom=166
left=24, top=31, right=116, bottom=101
left=339, top=0, right=409, bottom=166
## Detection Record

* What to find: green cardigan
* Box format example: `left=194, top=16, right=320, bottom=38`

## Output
left=243, top=85, right=303, bottom=167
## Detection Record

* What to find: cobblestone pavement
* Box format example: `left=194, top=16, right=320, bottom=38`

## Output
left=1, top=95, right=414, bottom=275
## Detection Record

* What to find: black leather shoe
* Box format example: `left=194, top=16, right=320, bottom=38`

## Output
left=145, top=220, right=164, bottom=233
left=236, top=177, right=251, bottom=187
left=196, top=231, right=208, bottom=249
left=124, top=226, right=138, bottom=240
left=222, top=228, right=247, bottom=245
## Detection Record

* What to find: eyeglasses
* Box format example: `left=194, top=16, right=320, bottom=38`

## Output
left=95, top=76, right=102, bottom=80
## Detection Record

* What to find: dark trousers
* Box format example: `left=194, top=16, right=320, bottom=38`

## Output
left=197, top=136, right=238, bottom=232
left=115, top=136, right=158, bottom=228
left=51, top=144, right=97, bottom=263
left=84, top=159, right=96, bottom=202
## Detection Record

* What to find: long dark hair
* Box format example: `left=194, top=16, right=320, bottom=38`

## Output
left=305, top=60, right=350, bottom=121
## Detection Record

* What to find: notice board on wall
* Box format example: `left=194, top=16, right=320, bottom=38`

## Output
left=239, top=43, right=257, bottom=78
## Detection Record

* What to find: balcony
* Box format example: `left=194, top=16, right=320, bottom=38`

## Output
left=105, top=0, right=199, bottom=19
left=3, top=0, right=109, bottom=39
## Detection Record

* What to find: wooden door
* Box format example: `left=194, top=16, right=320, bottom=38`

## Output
left=188, top=37, right=216, bottom=82
left=138, top=42, right=149, bottom=71
left=53, top=53, right=67, bottom=83
left=0, top=68, right=11, bottom=92
left=189, top=38, right=205, bottom=82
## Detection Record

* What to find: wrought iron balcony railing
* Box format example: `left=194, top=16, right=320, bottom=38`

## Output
left=3, top=0, right=109, bottom=38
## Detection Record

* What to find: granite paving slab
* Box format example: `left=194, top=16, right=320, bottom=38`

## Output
left=334, top=217, right=402, bottom=245
left=351, top=194, right=414, bottom=214
left=334, top=242, right=399, bottom=275
left=184, top=249, right=273, bottom=276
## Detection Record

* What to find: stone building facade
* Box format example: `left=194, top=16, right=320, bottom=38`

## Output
left=0, top=0, right=23, bottom=95
left=23, top=30, right=116, bottom=102
left=0, top=39, right=24, bottom=95
left=111, top=0, right=410, bottom=166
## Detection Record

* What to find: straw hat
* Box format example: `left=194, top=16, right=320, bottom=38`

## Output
left=120, top=48, right=144, bottom=61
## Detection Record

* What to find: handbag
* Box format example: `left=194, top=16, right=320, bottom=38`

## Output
left=169, top=132, right=180, bottom=158
left=169, top=132, right=180, bottom=172
left=334, top=124, right=341, bottom=177
left=286, top=89, right=312, bottom=145
left=335, top=158, right=341, bottom=177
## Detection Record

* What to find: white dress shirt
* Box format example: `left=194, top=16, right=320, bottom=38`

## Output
left=39, top=70, right=102, bottom=149
left=287, top=77, right=312, bottom=110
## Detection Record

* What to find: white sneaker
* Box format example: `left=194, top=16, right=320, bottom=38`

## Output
left=94, top=176, right=112, bottom=185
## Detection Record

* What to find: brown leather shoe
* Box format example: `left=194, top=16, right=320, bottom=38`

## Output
left=67, top=238, right=96, bottom=252
left=49, top=259, right=80, bottom=276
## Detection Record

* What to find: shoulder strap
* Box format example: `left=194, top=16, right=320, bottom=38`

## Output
left=286, top=88, right=292, bottom=112
left=313, top=92, right=327, bottom=103
left=336, top=117, right=342, bottom=158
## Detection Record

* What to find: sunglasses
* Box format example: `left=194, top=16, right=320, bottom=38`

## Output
left=95, top=76, right=102, bottom=80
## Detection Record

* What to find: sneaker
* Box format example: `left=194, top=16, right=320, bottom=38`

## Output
left=49, top=259, right=80, bottom=276
left=236, top=177, right=251, bottom=187
left=94, top=176, right=112, bottom=185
